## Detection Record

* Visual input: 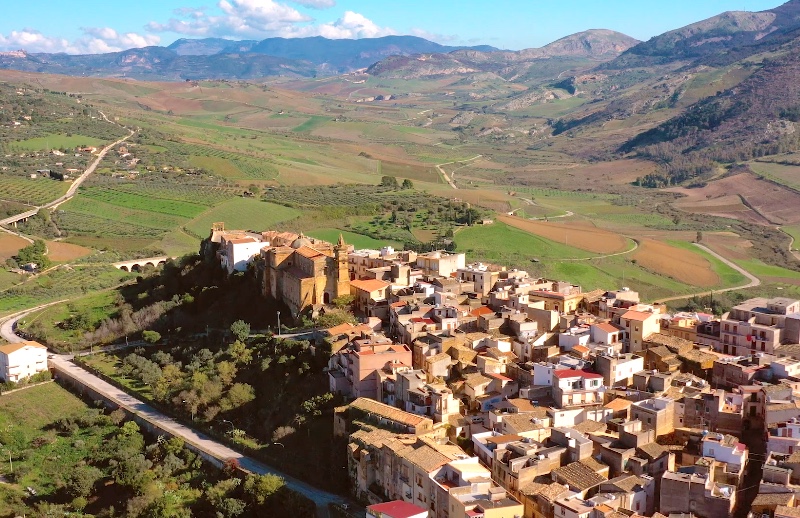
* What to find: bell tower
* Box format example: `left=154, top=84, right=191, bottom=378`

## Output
left=333, top=233, right=351, bottom=298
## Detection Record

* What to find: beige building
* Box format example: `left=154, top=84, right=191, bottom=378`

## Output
left=351, top=278, right=392, bottom=319
left=258, top=232, right=351, bottom=318
left=415, top=251, right=466, bottom=278
left=620, top=309, right=661, bottom=352
left=0, top=341, right=48, bottom=382
left=720, top=297, right=800, bottom=356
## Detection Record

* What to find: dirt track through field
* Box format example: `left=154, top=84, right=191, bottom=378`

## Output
left=498, top=215, right=628, bottom=254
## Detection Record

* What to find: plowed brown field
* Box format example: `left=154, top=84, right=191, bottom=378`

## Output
left=0, top=233, right=28, bottom=261
left=633, top=239, right=719, bottom=287
left=498, top=215, right=628, bottom=254
left=46, top=241, right=92, bottom=262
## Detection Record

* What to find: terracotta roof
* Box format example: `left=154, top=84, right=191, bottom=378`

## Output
left=573, top=420, right=606, bottom=434
left=594, top=322, right=622, bottom=333
left=604, top=398, right=633, bottom=411
left=552, top=461, right=607, bottom=491
left=295, top=245, right=331, bottom=259
left=754, top=494, right=795, bottom=507
left=572, top=345, right=590, bottom=354
left=485, top=372, right=512, bottom=382
left=486, top=434, right=523, bottom=444
left=463, top=372, right=491, bottom=388
left=776, top=505, right=800, bottom=518
left=350, top=279, right=391, bottom=292
left=471, top=306, right=495, bottom=317
left=501, top=414, right=546, bottom=433
left=396, top=441, right=453, bottom=472
left=553, top=369, right=603, bottom=380
left=637, top=442, right=669, bottom=460
left=348, top=398, right=430, bottom=427
left=0, top=341, right=46, bottom=355
left=621, top=310, right=655, bottom=321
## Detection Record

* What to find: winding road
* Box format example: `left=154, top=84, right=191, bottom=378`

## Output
left=0, top=306, right=351, bottom=518
left=652, top=243, right=761, bottom=304
left=436, top=155, right=482, bottom=189
left=0, top=113, right=135, bottom=226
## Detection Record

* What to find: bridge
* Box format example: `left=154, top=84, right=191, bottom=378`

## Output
left=113, top=256, right=176, bottom=272
left=0, top=208, right=38, bottom=227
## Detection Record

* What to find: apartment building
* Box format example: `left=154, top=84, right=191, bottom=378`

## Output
left=551, top=369, right=604, bottom=409
left=328, top=335, right=412, bottom=400
left=720, top=297, right=800, bottom=356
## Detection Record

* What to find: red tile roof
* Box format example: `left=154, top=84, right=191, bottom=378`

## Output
left=621, top=310, right=655, bottom=321
left=471, top=306, right=494, bottom=317
left=594, top=322, right=622, bottom=333
left=485, top=372, right=512, bottom=382
left=553, top=369, right=603, bottom=380
left=351, top=279, right=391, bottom=292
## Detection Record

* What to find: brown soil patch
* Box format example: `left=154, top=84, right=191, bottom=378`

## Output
left=702, top=232, right=754, bottom=261
left=498, top=215, right=628, bottom=254
left=669, top=172, right=800, bottom=225
left=633, top=239, right=719, bottom=287
left=0, top=233, right=27, bottom=260
left=46, top=241, right=92, bottom=262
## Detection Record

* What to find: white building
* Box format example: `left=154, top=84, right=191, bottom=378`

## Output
left=768, top=419, right=800, bottom=454
left=701, top=433, right=748, bottom=469
left=219, top=234, right=266, bottom=274
left=0, top=341, right=48, bottom=382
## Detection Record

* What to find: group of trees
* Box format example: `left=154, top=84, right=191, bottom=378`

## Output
left=7, top=403, right=314, bottom=518
left=11, top=239, right=50, bottom=270
left=379, top=175, right=414, bottom=190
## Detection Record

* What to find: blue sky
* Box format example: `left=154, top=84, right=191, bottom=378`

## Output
left=0, top=0, right=788, bottom=53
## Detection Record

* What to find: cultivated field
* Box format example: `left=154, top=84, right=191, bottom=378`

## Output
left=670, top=172, right=800, bottom=225
left=44, top=240, right=92, bottom=262
left=498, top=214, right=629, bottom=254
left=0, top=233, right=28, bottom=261
left=632, top=239, right=719, bottom=287
left=184, top=198, right=300, bottom=238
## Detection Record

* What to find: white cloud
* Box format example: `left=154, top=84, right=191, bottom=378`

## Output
left=410, top=28, right=459, bottom=44
left=149, top=2, right=394, bottom=40
left=290, top=0, right=336, bottom=9
left=0, top=29, right=77, bottom=54
left=0, top=27, right=159, bottom=54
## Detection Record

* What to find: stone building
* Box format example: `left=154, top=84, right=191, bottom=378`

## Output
left=258, top=232, right=351, bottom=317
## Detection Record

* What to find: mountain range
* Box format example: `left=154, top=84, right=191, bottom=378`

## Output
left=0, top=35, right=501, bottom=80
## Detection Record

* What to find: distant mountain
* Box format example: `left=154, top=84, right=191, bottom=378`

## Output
left=607, top=0, right=800, bottom=68
left=0, top=35, right=499, bottom=80
left=247, top=36, right=499, bottom=71
left=167, top=38, right=258, bottom=56
left=366, top=30, right=639, bottom=79
left=0, top=47, right=318, bottom=80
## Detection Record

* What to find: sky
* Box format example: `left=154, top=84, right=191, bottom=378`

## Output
left=0, top=0, right=789, bottom=54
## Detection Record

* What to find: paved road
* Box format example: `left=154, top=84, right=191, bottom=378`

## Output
left=653, top=243, right=761, bottom=304
left=1, top=305, right=350, bottom=517
left=0, top=117, right=135, bottom=225
left=49, top=356, right=346, bottom=517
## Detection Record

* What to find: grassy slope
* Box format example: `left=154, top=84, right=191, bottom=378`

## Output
left=184, top=198, right=300, bottom=238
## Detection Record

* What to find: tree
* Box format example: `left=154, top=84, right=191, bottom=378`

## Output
left=227, top=340, right=252, bottom=365
left=331, top=294, right=354, bottom=309
left=216, top=361, right=238, bottom=386
left=380, top=175, right=399, bottom=189
left=221, top=383, right=255, bottom=411
left=66, top=466, right=102, bottom=498
left=401, top=178, right=414, bottom=189
left=142, top=330, right=161, bottom=344
left=229, top=320, right=250, bottom=342
left=243, top=474, right=284, bottom=506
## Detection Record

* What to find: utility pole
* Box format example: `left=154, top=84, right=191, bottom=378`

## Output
left=277, top=311, right=281, bottom=338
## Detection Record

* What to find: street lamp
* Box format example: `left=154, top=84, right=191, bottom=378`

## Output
left=276, top=311, right=281, bottom=337
left=271, top=442, right=285, bottom=448
left=182, top=400, right=195, bottom=421
left=221, top=419, right=235, bottom=434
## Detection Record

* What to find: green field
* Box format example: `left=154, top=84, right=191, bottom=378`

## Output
left=455, top=221, right=600, bottom=261
left=0, top=176, right=69, bottom=205
left=308, top=228, right=394, bottom=249
left=292, top=115, right=330, bottom=133
left=18, top=290, right=122, bottom=349
left=0, top=266, right=134, bottom=316
left=0, top=382, right=115, bottom=500
left=11, top=133, right=105, bottom=151
left=81, top=187, right=208, bottom=218
left=184, top=198, right=301, bottom=238
left=733, top=259, right=800, bottom=280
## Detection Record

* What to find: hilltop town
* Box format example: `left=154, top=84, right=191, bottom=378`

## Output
left=199, top=224, right=800, bottom=518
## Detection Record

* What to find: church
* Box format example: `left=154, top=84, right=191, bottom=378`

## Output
left=257, top=231, right=351, bottom=318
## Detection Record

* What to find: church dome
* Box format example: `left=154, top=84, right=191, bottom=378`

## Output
left=291, top=233, right=312, bottom=249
